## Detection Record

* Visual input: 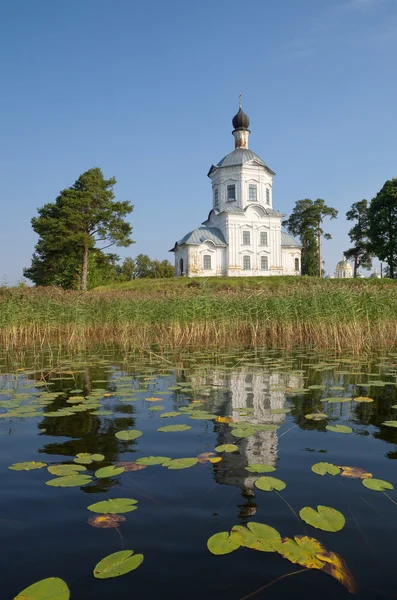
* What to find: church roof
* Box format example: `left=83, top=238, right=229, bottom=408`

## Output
left=281, top=231, right=301, bottom=247
left=208, top=148, right=275, bottom=176
left=170, top=226, right=227, bottom=251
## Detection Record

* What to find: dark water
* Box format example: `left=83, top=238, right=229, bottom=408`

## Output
left=2, top=348, right=397, bottom=599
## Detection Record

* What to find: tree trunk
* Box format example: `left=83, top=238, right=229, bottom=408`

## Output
left=81, top=245, right=89, bottom=291
left=317, top=223, right=322, bottom=277
left=354, top=253, right=358, bottom=278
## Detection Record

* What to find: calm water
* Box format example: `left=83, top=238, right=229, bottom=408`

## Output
left=2, top=348, right=397, bottom=599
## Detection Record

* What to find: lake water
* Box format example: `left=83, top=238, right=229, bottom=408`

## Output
left=2, top=347, right=397, bottom=599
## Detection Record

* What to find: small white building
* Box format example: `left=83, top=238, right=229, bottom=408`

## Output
left=335, top=259, right=353, bottom=279
left=170, top=103, right=301, bottom=277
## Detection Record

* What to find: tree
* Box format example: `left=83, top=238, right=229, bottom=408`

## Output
left=368, top=179, right=397, bottom=279
left=134, top=254, right=153, bottom=279
left=120, top=257, right=136, bottom=281
left=344, top=200, right=372, bottom=277
left=132, top=254, right=174, bottom=278
left=25, top=168, right=133, bottom=290
left=151, top=259, right=175, bottom=278
left=283, top=199, right=338, bottom=276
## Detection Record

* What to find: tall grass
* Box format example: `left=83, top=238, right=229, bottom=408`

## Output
left=1, top=279, right=397, bottom=352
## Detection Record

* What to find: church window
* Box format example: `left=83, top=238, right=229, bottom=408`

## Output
left=260, top=231, right=268, bottom=246
left=203, top=255, right=212, bottom=270
left=261, top=256, right=269, bottom=271
left=266, top=188, right=270, bottom=204
left=249, top=184, right=257, bottom=202
left=227, top=185, right=236, bottom=202
left=214, top=188, right=218, bottom=206
left=295, top=258, right=299, bottom=271
left=242, top=231, right=250, bottom=245
left=243, top=256, right=251, bottom=270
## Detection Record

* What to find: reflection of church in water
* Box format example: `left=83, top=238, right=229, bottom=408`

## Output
left=191, top=368, right=303, bottom=493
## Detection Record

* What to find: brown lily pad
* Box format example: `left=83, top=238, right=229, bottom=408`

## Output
left=116, top=461, right=146, bottom=472
left=88, top=514, right=126, bottom=528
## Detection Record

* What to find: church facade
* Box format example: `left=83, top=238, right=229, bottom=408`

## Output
left=170, top=104, right=301, bottom=277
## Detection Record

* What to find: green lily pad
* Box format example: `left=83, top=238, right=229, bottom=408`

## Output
left=95, top=465, right=125, bottom=478
left=90, top=410, right=114, bottom=416
left=148, top=406, right=164, bottom=412
left=322, top=397, right=352, bottom=403
left=160, top=412, right=181, bottom=418
left=245, top=463, right=276, bottom=473
left=189, top=412, right=218, bottom=420
left=326, top=424, right=353, bottom=434
left=207, top=531, right=241, bottom=555
left=94, top=550, right=144, bottom=579
left=215, top=444, right=239, bottom=453
left=271, top=408, right=292, bottom=414
left=9, top=461, right=47, bottom=471
left=14, top=577, right=70, bottom=600
left=305, top=413, right=327, bottom=421
left=165, top=458, right=198, bottom=470
left=231, top=425, right=257, bottom=438
left=115, top=429, right=143, bottom=441
left=362, top=478, right=394, bottom=491
left=135, top=456, right=171, bottom=466
left=46, top=474, right=93, bottom=487
left=232, top=522, right=281, bottom=552
left=299, top=505, right=345, bottom=532
left=157, top=424, right=192, bottom=432
left=74, top=453, right=105, bottom=464
left=255, top=476, right=286, bottom=492
left=382, top=421, right=397, bottom=428
left=311, top=462, right=340, bottom=476
left=47, top=464, right=87, bottom=476
left=278, top=536, right=324, bottom=569
left=87, top=498, right=138, bottom=514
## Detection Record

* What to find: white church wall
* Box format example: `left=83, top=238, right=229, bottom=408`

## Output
left=210, top=161, right=273, bottom=213
left=187, top=242, right=226, bottom=277
left=282, top=247, right=301, bottom=275
left=174, top=245, right=190, bottom=277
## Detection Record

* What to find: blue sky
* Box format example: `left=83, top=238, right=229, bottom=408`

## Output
left=1, top=0, right=397, bottom=283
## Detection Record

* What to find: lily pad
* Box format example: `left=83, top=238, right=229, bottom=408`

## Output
left=354, top=397, right=374, bottom=403
left=165, top=458, right=198, bottom=470
left=305, top=413, right=328, bottom=421
left=338, top=466, right=372, bottom=479
left=322, top=398, right=352, bottom=403
left=14, top=577, right=70, bottom=600
left=311, top=462, right=340, bottom=476
left=148, top=406, right=164, bottom=412
left=215, top=444, right=239, bottom=453
left=135, top=456, right=171, bottom=466
left=271, top=408, right=292, bottom=414
left=46, top=474, right=93, bottom=487
left=87, top=498, right=138, bottom=514
left=115, top=429, right=143, bottom=441
left=362, top=478, right=394, bottom=491
left=94, top=549, right=144, bottom=579
left=207, top=531, right=241, bottom=555
left=231, top=425, right=257, bottom=438
left=95, top=465, right=125, bottom=478
left=88, top=514, right=126, bottom=528
left=299, top=505, right=345, bottom=532
left=255, top=476, right=286, bottom=492
left=382, top=421, right=397, bottom=428
left=74, top=453, right=105, bottom=465
left=157, top=424, right=192, bottom=432
left=47, top=464, right=87, bottom=476
left=160, top=412, right=181, bottom=418
left=326, top=424, right=353, bottom=434
left=245, top=463, right=276, bottom=473
left=232, top=522, right=281, bottom=552
left=9, top=461, right=47, bottom=471
left=278, top=536, right=325, bottom=569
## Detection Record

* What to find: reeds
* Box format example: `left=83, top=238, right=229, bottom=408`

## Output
left=1, top=279, right=396, bottom=352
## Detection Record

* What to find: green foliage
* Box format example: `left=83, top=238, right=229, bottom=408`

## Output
left=207, top=531, right=242, bottom=555
left=87, top=498, right=138, bottom=514
left=45, top=474, right=93, bottom=487
left=311, top=462, right=340, bottom=476
left=24, top=167, right=134, bottom=290
left=254, top=476, right=286, bottom=492
left=9, top=461, right=47, bottom=471
left=362, top=478, right=394, bottom=491
left=283, top=199, right=338, bottom=276
left=344, top=200, right=373, bottom=276
left=368, top=179, right=397, bottom=278
left=132, top=254, right=174, bottom=279
left=115, top=429, right=143, bottom=441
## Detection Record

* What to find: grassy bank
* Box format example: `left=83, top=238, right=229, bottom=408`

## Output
left=1, top=277, right=397, bottom=351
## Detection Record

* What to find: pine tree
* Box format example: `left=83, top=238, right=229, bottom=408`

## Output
left=368, top=179, right=397, bottom=279
left=344, top=200, right=372, bottom=276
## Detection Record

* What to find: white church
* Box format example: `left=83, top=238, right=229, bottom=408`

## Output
left=170, top=102, right=301, bottom=277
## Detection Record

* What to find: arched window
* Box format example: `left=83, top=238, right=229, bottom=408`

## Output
left=203, top=255, right=211, bottom=270
left=243, top=256, right=251, bottom=270
left=179, top=258, right=184, bottom=276
left=295, top=258, right=299, bottom=271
